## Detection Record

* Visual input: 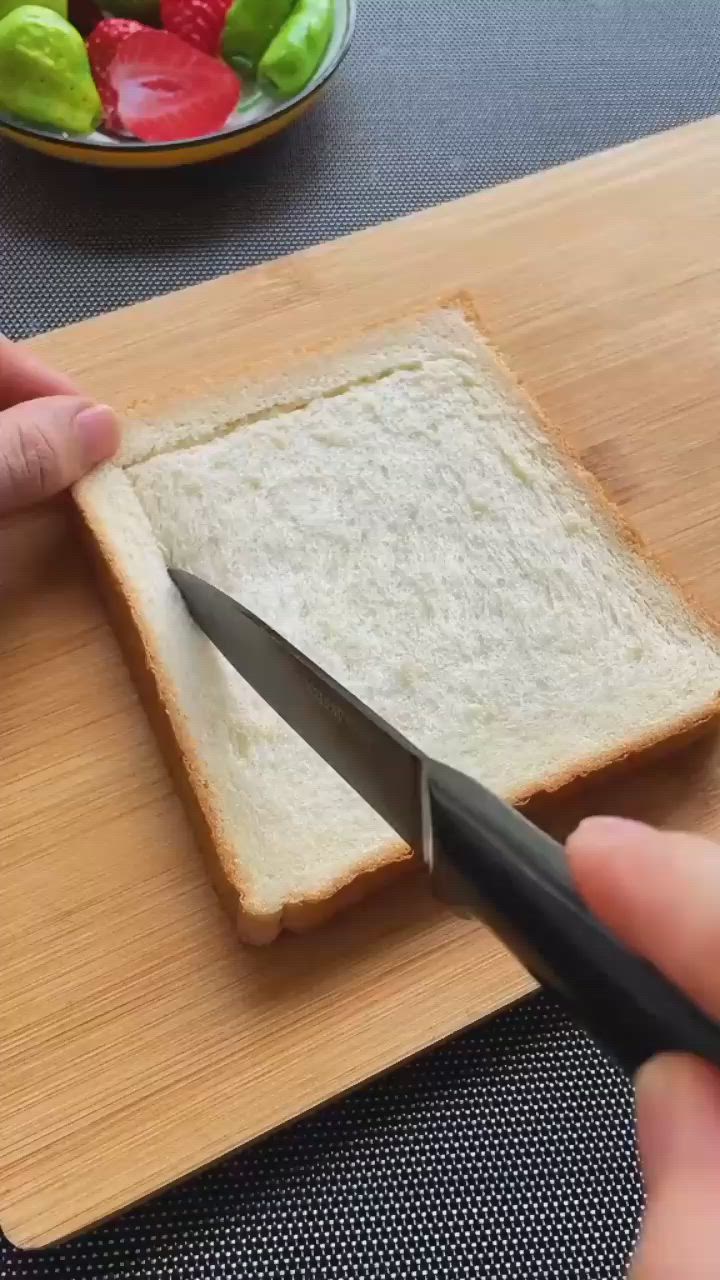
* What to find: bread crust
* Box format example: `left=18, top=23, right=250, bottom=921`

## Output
left=75, top=299, right=720, bottom=943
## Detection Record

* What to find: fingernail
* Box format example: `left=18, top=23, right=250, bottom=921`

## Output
left=634, top=1055, right=677, bottom=1184
left=636, top=1054, right=720, bottom=1182
left=74, top=404, right=119, bottom=465
left=568, top=815, right=656, bottom=860
left=572, top=814, right=644, bottom=840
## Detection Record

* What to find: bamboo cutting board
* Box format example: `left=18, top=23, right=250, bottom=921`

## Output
left=4, top=117, right=720, bottom=1249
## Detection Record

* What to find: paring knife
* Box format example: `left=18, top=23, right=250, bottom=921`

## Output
left=170, top=567, right=720, bottom=1074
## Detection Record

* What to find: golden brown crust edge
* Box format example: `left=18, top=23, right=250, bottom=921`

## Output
left=454, top=289, right=720, bottom=640
left=75, top=295, right=720, bottom=944
left=74, top=492, right=416, bottom=945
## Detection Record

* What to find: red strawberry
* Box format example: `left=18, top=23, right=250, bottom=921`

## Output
left=88, top=18, right=146, bottom=134
left=108, top=29, right=240, bottom=143
left=160, top=0, right=231, bottom=56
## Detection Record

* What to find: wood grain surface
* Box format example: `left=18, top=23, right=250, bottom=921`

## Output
left=3, top=116, right=720, bottom=1248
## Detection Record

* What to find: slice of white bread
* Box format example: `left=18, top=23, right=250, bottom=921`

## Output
left=75, top=305, right=720, bottom=944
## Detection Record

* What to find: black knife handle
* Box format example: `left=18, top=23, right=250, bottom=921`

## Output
left=426, top=760, right=720, bottom=1073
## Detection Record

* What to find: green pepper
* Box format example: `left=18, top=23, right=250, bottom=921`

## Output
left=222, top=0, right=294, bottom=72
left=258, top=0, right=334, bottom=98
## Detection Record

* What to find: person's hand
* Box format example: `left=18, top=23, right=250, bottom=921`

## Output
left=0, top=336, right=119, bottom=514
left=568, top=817, right=720, bottom=1279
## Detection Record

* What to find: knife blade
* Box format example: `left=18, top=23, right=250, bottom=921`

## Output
left=170, top=566, right=720, bottom=1075
left=169, top=567, right=427, bottom=857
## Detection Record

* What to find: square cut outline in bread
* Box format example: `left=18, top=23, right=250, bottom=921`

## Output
left=74, top=296, right=720, bottom=944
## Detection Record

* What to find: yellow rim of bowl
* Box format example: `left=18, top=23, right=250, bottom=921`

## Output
left=0, top=95, right=317, bottom=167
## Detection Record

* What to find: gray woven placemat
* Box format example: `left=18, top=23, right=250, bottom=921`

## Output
left=2, top=1, right=719, bottom=1276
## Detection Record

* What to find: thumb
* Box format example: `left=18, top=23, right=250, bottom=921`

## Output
left=631, top=1054, right=720, bottom=1279
left=0, top=396, right=118, bottom=514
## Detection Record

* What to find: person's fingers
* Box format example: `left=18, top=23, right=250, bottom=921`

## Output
left=566, top=817, right=720, bottom=1020
left=0, top=337, right=78, bottom=409
left=630, top=1053, right=720, bottom=1279
left=0, top=396, right=119, bottom=514
left=567, top=819, right=720, bottom=1278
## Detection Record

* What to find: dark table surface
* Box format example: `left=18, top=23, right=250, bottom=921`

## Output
left=2, top=2, right=719, bottom=1276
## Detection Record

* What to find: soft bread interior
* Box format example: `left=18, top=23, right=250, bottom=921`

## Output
left=76, top=308, right=720, bottom=925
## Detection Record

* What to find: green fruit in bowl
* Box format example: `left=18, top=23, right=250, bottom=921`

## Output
left=101, top=0, right=159, bottom=23
left=0, top=0, right=65, bottom=20
left=222, top=0, right=293, bottom=71
left=0, top=5, right=102, bottom=133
